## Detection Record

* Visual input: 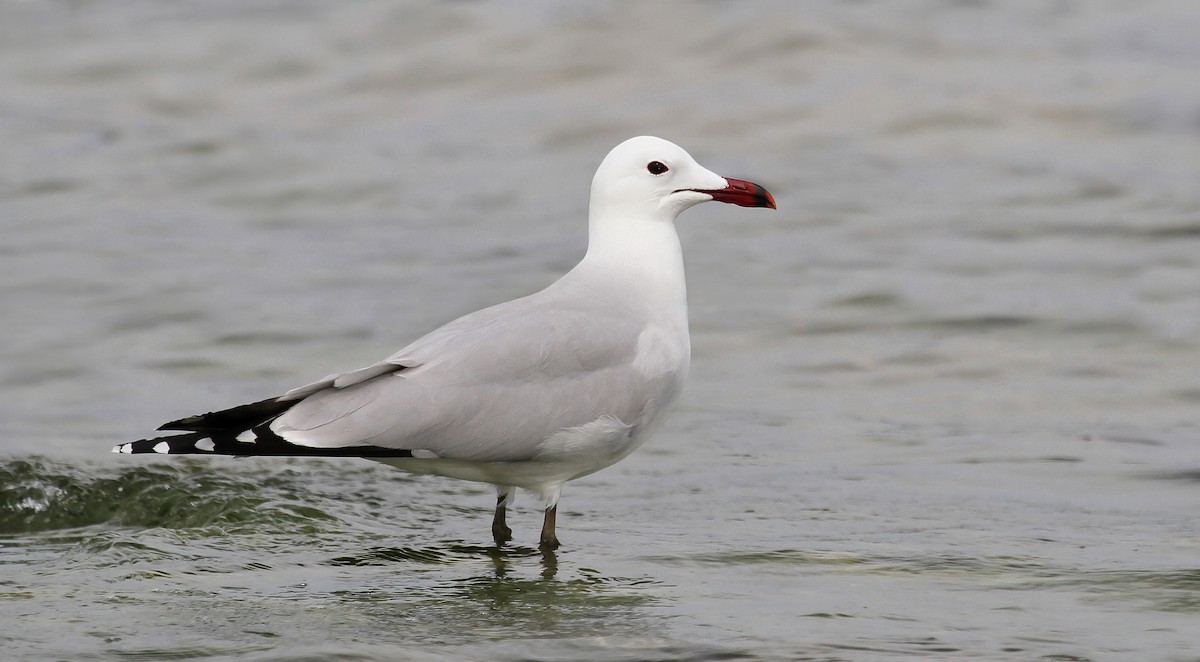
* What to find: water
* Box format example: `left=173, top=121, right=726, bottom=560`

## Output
left=2, top=1, right=1199, bottom=659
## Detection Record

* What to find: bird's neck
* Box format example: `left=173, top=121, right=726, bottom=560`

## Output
left=571, top=214, right=689, bottom=323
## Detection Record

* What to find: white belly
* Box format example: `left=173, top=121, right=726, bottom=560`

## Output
left=372, top=413, right=652, bottom=494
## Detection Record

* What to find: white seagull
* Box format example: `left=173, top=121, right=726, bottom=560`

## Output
left=114, top=136, right=776, bottom=549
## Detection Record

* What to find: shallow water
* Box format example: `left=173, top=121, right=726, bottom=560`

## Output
left=3, top=1, right=1199, bottom=660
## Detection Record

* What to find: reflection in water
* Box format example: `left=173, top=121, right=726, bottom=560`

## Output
left=322, top=541, right=657, bottom=644
left=326, top=538, right=563, bottom=578
left=326, top=541, right=555, bottom=574
left=485, top=543, right=558, bottom=579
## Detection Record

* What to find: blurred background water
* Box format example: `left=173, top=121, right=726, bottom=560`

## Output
left=2, top=1, right=1198, bottom=660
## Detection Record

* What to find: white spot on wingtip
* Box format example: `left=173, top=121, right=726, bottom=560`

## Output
left=411, top=449, right=438, bottom=459
left=195, top=438, right=216, bottom=452
left=153, top=441, right=171, bottom=454
left=236, top=430, right=257, bottom=443
left=111, top=444, right=124, bottom=454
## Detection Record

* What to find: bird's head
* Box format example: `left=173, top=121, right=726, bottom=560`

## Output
left=590, top=136, right=776, bottom=222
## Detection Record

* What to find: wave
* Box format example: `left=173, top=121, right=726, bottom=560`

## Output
left=0, top=457, right=336, bottom=536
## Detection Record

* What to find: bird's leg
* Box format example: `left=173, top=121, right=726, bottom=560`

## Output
left=491, top=493, right=513, bottom=545
left=539, top=505, right=560, bottom=550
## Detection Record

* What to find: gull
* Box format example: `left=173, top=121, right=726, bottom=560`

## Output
left=114, top=136, right=776, bottom=549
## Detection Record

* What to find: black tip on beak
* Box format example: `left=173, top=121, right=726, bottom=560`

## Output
left=687, top=177, right=776, bottom=209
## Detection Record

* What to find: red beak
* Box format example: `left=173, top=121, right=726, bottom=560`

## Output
left=686, top=177, right=777, bottom=209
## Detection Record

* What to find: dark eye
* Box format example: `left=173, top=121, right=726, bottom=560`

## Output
left=647, top=161, right=669, bottom=175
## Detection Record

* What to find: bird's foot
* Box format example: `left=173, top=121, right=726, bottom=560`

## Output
left=492, top=523, right=513, bottom=546
left=539, top=505, right=560, bottom=550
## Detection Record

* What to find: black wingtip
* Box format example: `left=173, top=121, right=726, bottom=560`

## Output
left=113, top=432, right=210, bottom=455
left=157, top=397, right=298, bottom=432
left=115, top=427, right=417, bottom=459
left=157, top=416, right=201, bottom=432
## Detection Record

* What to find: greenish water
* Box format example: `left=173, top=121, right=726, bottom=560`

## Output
left=1, top=459, right=666, bottom=659
left=4, top=455, right=1198, bottom=660
left=4, top=0, right=1200, bottom=659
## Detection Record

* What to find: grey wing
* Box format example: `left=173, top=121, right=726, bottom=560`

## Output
left=269, top=294, right=672, bottom=462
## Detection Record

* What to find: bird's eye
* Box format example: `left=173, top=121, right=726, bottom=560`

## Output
left=647, top=161, right=669, bottom=175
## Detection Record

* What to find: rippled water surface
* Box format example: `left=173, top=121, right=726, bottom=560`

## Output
left=3, top=1, right=1199, bottom=660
